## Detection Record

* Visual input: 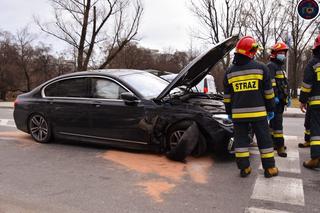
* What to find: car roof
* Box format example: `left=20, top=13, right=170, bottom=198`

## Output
left=56, top=69, right=148, bottom=79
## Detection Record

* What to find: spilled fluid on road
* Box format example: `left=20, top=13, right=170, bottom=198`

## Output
left=101, top=151, right=213, bottom=203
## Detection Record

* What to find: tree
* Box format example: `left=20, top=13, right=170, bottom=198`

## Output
left=36, top=0, right=143, bottom=71
left=190, top=0, right=246, bottom=68
left=246, top=0, right=288, bottom=61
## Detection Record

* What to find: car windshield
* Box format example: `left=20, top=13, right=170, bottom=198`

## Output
left=120, top=72, right=182, bottom=99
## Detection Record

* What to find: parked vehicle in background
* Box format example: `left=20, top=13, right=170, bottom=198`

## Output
left=161, top=74, right=217, bottom=94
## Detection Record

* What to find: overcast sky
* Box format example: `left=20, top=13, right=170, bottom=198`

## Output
left=0, top=0, right=204, bottom=53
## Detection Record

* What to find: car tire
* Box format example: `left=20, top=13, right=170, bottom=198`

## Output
left=166, top=121, right=193, bottom=151
left=28, top=114, right=52, bottom=143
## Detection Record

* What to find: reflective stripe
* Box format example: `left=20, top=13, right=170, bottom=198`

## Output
left=235, top=148, right=250, bottom=152
left=232, top=111, right=267, bottom=119
left=301, top=82, right=312, bottom=89
left=310, top=136, right=320, bottom=140
left=232, top=106, right=266, bottom=113
left=261, top=152, right=274, bottom=158
left=264, top=89, right=274, bottom=94
left=311, top=141, right=320, bottom=146
left=275, top=74, right=285, bottom=79
left=223, top=98, right=231, bottom=103
left=272, top=82, right=277, bottom=87
left=309, top=100, right=320, bottom=106
left=228, top=74, right=263, bottom=84
left=227, top=69, right=263, bottom=79
left=312, top=63, right=320, bottom=69
left=301, top=86, right=312, bottom=93
left=265, top=92, right=275, bottom=100
left=273, top=133, right=284, bottom=138
left=315, top=67, right=320, bottom=72
left=235, top=152, right=250, bottom=158
left=223, top=94, right=231, bottom=99
left=273, top=130, right=283, bottom=134
left=309, top=96, right=320, bottom=101
left=260, top=148, right=274, bottom=154
left=305, top=130, right=311, bottom=135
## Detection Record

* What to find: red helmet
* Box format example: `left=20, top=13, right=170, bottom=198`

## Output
left=270, top=42, right=289, bottom=58
left=312, top=34, right=320, bottom=50
left=235, top=36, right=260, bottom=59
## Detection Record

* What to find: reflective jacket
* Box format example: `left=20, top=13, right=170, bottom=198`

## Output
left=299, top=55, right=320, bottom=109
left=223, top=59, right=275, bottom=122
left=267, top=60, right=289, bottom=104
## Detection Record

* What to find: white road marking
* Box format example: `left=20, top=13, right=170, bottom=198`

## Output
left=245, top=207, right=292, bottom=213
left=258, top=149, right=300, bottom=174
left=251, top=175, right=305, bottom=206
left=0, top=119, right=16, bottom=128
left=259, top=157, right=301, bottom=174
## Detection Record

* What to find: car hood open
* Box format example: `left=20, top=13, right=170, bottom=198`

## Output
left=156, top=35, right=238, bottom=100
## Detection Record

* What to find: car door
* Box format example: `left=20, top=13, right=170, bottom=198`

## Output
left=88, top=77, right=148, bottom=144
left=43, top=77, right=92, bottom=136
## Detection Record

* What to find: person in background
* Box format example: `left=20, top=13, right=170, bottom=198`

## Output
left=299, top=34, right=320, bottom=169
left=267, top=42, right=290, bottom=158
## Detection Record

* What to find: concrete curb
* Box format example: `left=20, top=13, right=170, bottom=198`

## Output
left=283, top=113, right=305, bottom=118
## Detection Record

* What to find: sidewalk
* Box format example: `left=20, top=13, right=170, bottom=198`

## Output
left=0, top=101, right=305, bottom=118
left=0, top=102, right=14, bottom=109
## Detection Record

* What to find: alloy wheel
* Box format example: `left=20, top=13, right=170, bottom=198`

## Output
left=29, top=115, right=49, bottom=142
left=169, top=130, right=185, bottom=149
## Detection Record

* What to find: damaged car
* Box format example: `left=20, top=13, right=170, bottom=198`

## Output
left=13, top=36, right=238, bottom=160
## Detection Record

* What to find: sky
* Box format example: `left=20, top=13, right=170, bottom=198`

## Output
left=0, top=0, right=204, bottom=53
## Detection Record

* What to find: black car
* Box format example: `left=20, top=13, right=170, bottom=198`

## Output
left=14, top=36, right=237, bottom=156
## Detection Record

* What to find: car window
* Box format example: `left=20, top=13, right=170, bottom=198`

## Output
left=120, top=72, right=171, bottom=99
left=44, top=78, right=89, bottom=98
left=92, top=78, right=127, bottom=99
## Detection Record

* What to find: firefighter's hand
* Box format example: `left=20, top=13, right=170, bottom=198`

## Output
left=267, top=112, right=274, bottom=121
left=275, top=97, right=280, bottom=105
left=300, top=103, right=307, bottom=113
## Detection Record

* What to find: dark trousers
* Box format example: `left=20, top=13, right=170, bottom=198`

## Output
left=234, top=119, right=275, bottom=170
left=270, top=104, right=285, bottom=148
left=304, top=106, right=311, bottom=142
left=309, top=109, right=320, bottom=159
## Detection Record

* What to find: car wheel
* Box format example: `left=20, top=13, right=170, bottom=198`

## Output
left=166, top=121, right=192, bottom=151
left=28, top=114, right=52, bottom=143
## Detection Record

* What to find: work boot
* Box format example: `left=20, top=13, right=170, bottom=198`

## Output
left=298, top=141, right=310, bottom=148
left=303, top=158, right=320, bottom=169
left=277, top=146, right=287, bottom=158
left=240, top=167, right=252, bottom=178
left=264, top=167, right=279, bottom=178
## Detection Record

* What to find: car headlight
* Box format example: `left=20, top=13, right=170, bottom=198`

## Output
left=212, top=114, right=233, bottom=126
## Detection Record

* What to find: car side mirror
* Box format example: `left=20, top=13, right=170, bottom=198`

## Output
left=120, top=92, right=139, bottom=104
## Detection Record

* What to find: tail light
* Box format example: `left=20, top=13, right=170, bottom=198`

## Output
left=14, top=98, right=19, bottom=108
left=203, top=78, right=208, bottom=94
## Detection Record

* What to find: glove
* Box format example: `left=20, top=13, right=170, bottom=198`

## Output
left=275, top=97, right=280, bottom=105
left=267, top=112, right=274, bottom=121
left=287, top=97, right=291, bottom=107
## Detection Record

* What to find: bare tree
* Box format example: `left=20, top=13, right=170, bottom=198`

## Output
left=16, top=27, right=36, bottom=92
left=36, top=0, right=143, bottom=71
left=246, top=0, right=288, bottom=61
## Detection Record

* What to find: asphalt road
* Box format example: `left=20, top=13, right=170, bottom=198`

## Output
left=0, top=108, right=319, bottom=213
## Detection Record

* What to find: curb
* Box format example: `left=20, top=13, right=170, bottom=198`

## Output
left=283, top=113, right=305, bottom=118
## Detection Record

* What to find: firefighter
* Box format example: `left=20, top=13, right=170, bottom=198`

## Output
left=299, top=34, right=320, bottom=169
left=299, top=105, right=311, bottom=148
left=223, top=36, right=278, bottom=178
left=267, top=42, right=290, bottom=158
